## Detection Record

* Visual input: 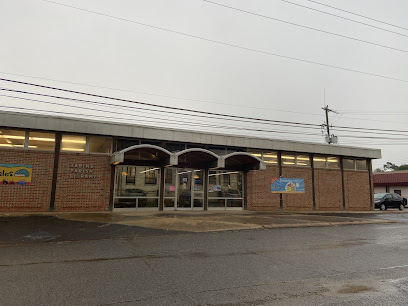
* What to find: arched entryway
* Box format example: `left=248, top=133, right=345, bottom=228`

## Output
left=111, top=145, right=265, bottom=210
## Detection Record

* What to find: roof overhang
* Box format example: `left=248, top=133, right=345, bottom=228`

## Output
left=0, top=111, right=381, bottom=159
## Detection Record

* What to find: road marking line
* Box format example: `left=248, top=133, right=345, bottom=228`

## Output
left=380, top=264, right=408, bottom=270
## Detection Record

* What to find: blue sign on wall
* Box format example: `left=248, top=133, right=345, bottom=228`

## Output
left=271, top=177, right=305, bottom=193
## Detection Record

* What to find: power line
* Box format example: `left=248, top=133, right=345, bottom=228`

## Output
left=3, top=78, right=408, bottom=136
left=0, top=87, right=324, bottom=132
left=2, top=72, right=405, bottom=128
left=0, top=93, right=325, bottom=137
left=0, top=71, right=322, bottom=118
left=203, top=0, right=408, bottom=54
left=338, top=135, right=408, bottom=140
left=331, top=113, right=408, bottom=127
left=0, top=88, right=408, bottom=140
left=332, top=125, right=408, bottom=134
left=0, top=78, right=323, bottom=129
left=278, top=0, right=408, bottom=38
left=3, top=96, right=406, bottom=141
left=5, top=86, right=407, bottom=138
left=41, top=1, right=408, bottom=84
left=303, top=0, right=408, bottom=32
left=0, top=102, right=325, bottom=141
left=341, top=110, right=408, bottom=115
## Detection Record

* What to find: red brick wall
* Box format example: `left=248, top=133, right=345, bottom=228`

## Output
left=282, top=166, right=313, bottom=211
left=0, top=149, right=54, bottom=212
left=314, top=169, right=343, bottom=211
left=54, top=153, right=111, bottom=211
left=344, top=170, right=371, bottom=211
left=247, top=165, right=280, bottom=211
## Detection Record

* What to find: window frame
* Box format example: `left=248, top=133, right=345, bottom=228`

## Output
left=0, top=129, right=27, bottom=150
left=342, top=158, right=368, bottom=171
left=60, top=134, right=112, bottom=155
left=355, top=159, right=368, bottom=171
left=60, top=134, right=87, bottom=153
left=88, top=135, right=113, bottom=155
left=313, top=156, right=340, bottom=169
left=27, top=131, right=56, bottom=151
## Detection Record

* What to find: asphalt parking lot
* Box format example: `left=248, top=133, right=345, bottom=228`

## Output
left=0, top=210, right=402, bottom=243
left=2, top=211, right=408, bottom=305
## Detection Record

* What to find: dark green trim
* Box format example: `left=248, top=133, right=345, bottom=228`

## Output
left=49, top=132, right=62, bottom=211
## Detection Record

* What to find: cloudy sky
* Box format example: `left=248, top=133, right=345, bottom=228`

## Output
left=2, top=0, right=408, bottom=168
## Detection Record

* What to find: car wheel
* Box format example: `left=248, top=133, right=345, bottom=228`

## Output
left=399, top=204, right=405, bottom=211
left=380, top=203, right=386, bottom=211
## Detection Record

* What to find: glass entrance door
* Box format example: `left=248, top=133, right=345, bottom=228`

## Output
left=177, top=170, right=192, bottom=208
left=192, top=170, right=204, bottom=208
left=175, top=169, right=204, bottom=210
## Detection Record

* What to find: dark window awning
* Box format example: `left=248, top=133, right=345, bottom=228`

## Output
left=111, top=145, right=265, bottom=171
left=222, top=152, right=266, bottom=171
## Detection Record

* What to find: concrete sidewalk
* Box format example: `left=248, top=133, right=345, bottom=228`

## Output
left=53, top=210, right=396, bottom=232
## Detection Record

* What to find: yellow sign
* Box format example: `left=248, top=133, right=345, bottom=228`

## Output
left=0, top=164, right=32, bottom=185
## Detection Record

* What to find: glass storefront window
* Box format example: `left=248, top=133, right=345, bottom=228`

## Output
left=227, top=199, right=243, bottom=208
left=296, top=155, right=310, bottom=167
left=114, top=198, right=136, bottom=209
left=208, top=171, right=243, bottom=198
left=327, top=157, right=339, bottom=169
left=356, top=159, right=367, bottom=170
left=209, top=146, right=226, bottom=155
left=141, top=140, right=162, bottom=146
left=263, top=152, right=278, bottom=165
left=138, top=198, right=159, bottom=208
left=164, top=168, right=176, bottom=197
left=208, top=199, right=225, bottom=208
left=61, top=135, right=86, bottom=152
left=282, top=154, right=296, bottom=166
left=313, top=156, right=326, bottom=168
left=0, top=129, right=25, bottom=148
left=193, top=199, right=203, bottom=208
left=117, top=139, right=140, bottom=151
left=89, top=136, right=112, bottom=154
left=208, top=170, right=243, bottom=209
left=226, top=147, right=245, bottom=154
left=166, top=142, right=185, bottom=152
left=28, top=132, right=55, bottom=150
left=114, top=166, right=160, bottom=208
left=186, top=144, right=205, bottom=149
left=248, top=152, right=262, bottom=159
left=164, top=198, right=175, bottom=208
left=343, top=159, right=355, bottom=170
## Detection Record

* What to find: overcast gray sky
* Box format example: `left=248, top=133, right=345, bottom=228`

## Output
left=2, top=0, right=408, bottom=168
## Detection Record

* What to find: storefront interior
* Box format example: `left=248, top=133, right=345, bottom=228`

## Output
left=111, top=144, right=264, bottom=210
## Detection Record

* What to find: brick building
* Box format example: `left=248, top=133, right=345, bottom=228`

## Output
left=373, top=171, right=408, bottom=199
left=0, top=111, right=381, bottom=212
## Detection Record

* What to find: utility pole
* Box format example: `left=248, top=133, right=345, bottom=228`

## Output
left=322, top=105, right=338, bottom=144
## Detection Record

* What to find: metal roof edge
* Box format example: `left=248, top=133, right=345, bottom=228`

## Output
left=0, top=111, right=381, bottom=159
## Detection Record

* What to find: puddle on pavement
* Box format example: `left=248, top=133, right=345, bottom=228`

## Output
left=24, top=231, right=60, bottom=241
left=338, top=285, right=374, bottom=294
left=307, top=240, right=369, bottom=250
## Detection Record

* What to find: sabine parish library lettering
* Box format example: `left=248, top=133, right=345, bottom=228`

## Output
left=69, top=163, right=97, bottom=179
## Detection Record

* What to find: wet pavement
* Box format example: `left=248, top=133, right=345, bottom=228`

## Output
left=0, top=211, right=400, bottom=243
left=1, top=214, right=408, bottom=305
left=310, top=211, right=408, bottom=222
left=49, top=210, right=400, bottom=232
left=0, top=215, right=180, bottom=244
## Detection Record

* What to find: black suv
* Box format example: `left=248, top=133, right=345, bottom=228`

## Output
left=374, top=193, right=406, bottom=211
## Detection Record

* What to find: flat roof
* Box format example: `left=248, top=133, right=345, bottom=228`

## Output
left=0, top=111, right=381, bottom=159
